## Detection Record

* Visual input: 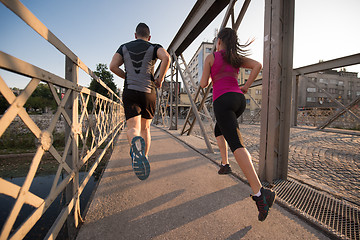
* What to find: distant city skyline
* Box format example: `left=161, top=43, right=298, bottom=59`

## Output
left=0, top=0, right=359, bottom=90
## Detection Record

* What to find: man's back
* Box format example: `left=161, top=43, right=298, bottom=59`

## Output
left=117, top=39, right=162, bottom=93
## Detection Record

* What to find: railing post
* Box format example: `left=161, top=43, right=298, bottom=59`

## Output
left=65, top=56, right=80, bottom=239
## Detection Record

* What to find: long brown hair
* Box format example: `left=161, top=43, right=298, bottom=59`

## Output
left=217, top=28, right=252, bottom=68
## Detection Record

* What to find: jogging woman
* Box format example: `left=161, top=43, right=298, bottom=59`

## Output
left=200, top=28, right=276, bottom=221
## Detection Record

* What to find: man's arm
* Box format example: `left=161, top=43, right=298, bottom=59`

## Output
left=155, top=48, right=171, bottom=88
left=110, top=53, right=126, bottom=79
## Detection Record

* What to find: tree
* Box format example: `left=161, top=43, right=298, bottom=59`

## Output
left=24, top=83, right=56, bottom=113
left=0, top=94, right=10, bottom=115
left=89, top=63, right=117, bottom=98
left=88, top=64, right=118, bottom=113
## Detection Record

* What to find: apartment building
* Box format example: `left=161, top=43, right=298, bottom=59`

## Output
left=297, top=70, right=360, bottom=108
left=187, top=42, right=214, bottom=93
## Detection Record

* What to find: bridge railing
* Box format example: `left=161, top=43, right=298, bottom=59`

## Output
left=0, top=0, right=125, bottom=239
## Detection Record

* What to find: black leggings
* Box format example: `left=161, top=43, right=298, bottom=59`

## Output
left=213, top=92, right=246, bottom=152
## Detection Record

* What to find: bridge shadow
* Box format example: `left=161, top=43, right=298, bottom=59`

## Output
left=81, top=184, right=248, bottom=239
left=96, top=155, right=207, bottom=198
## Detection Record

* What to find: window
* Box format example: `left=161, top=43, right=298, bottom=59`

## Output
left=330, top=79, right=337, bottom=84
left=255, top=89, right=262, bottom=95
left=245, top=69, right=251, bottom=75
left=307, top=97, right=316, bottom=102
left=205, top=48, right=212, bottom=53
left=307, top=87, right=316, bottom=93
left=329, top=88, right=337, bottom=94
left=347, top=90, right=352, bottom=96
left=356, top=91, right=360, bottom=96
left=319, top=78, right=327, bottom=84
left=349, top=81, right=354, bottom=87
left=246, top=99, right=250, bottom=105
left=338, top=81, right=344, bottom=86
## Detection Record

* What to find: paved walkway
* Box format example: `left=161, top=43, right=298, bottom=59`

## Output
left=77, top=126, right=330, bottom=240
left=191, top=123, right=360, bottom=204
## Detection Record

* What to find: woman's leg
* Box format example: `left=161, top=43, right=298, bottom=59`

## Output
left=214, top=92, right=275, bottom=221
left=214, top=93, right=260, bottom=194
left=216, top=135, right=229, bottom=165
left=233, top=148, right=261, bottom=194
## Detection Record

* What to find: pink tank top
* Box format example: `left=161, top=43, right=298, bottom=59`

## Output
left=210, top=50, right=243, bottom=101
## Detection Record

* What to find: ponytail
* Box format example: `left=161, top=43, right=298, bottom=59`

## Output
left=217, top=28, right=252, bottom=68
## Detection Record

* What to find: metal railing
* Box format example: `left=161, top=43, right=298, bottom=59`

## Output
left=0, top=0, right=125, bottom=239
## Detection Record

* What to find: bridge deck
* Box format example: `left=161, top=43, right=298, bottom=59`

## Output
left=76, top=126, right=329, bottom=240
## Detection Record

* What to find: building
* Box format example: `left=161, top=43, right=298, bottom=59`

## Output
left=186, top=42, right=263, bottom=112
left=238, top=68, right=263, bottom=112
left=297, top=69, right=360, bottom=108
left=187, top=42, right=214, bottom=93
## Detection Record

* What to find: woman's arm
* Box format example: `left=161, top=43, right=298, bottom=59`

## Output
left=200, top=54, right=214, bottom=88
left=240, top=57, right=262, bottom=94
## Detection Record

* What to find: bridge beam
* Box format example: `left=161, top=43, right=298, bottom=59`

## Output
left=167, top=0, right=230, bottom=57
left=259, top=0, right=295, bottom=182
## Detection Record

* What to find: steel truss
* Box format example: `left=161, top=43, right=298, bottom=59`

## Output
left=0, top=1, right=125, bottom=239
left=154, top=0, right=297, bottom=183
left=291, top=54, right=360, bottom=129
left=154, top=0, right=251, bottom=154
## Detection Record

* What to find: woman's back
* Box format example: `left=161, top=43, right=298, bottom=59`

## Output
left=210, top=50, right=243, bottom=101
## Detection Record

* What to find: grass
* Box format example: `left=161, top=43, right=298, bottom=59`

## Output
left=0, top=128, right=114, bottom=178
left=0, top=130, right=65, bottom=154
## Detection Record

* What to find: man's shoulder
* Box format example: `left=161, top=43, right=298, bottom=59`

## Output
left=121, top=39, right=139, bottom=48
left=150, top=42, right=163, bottom=49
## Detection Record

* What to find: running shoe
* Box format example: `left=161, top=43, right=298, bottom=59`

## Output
left=218, top=164, right=232, bottom=174
left=130, top=136, right=150, bottom=180
left=251, top=187, right=276, bottom=221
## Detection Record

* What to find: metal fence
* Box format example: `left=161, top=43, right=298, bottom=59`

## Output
left=0, top=0, right=125, bottom=239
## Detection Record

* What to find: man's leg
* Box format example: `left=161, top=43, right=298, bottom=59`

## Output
left=141, top=118, right=152, bottom=158
left=126, top=115, right=141, bottom=145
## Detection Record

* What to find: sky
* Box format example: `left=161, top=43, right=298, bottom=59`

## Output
left=0, top=0, right=359, bottom=90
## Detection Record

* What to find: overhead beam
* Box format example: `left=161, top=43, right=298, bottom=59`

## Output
left=294, top=53, right=360, bottom=75
left=167, top=0, right=230, bottom=57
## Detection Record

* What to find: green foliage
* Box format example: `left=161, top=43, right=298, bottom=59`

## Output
left=0, top=94, right=10, bottom=115
left=88, top=64, right=118, bottom=112
left=89, top=63, right=117, bottom=98
left=24, top=83, right=57, bottom=113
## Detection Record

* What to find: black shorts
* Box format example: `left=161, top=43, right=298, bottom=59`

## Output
left=122, top=88, right=156, bottom=120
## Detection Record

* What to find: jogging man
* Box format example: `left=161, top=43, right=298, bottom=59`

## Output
left=110, top=23, right=170, bottom=180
